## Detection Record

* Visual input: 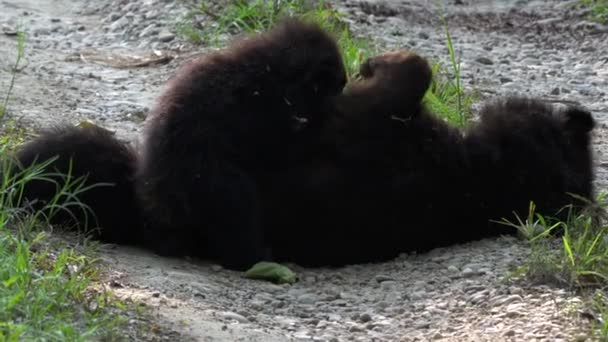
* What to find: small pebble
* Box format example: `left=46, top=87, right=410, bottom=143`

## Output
left=360, top=313, right=372, bottom=323
left=221, top=312, right=249, bottom=323
left=476, top=57, right=494, bottom=65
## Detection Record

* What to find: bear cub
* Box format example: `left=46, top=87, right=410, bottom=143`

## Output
left=136, top=18, right=348, bottom=270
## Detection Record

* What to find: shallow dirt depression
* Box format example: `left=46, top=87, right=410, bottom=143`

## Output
left=1, top=0, right=607, bottom=340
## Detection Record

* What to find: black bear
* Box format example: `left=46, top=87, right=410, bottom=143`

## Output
left=136, top=18, right=347, bottom=270
left=264, top=51, right=468, bottom=267
left=9, top=124, right=141, bottom=244
left=263, top=50, right=595, bottom=267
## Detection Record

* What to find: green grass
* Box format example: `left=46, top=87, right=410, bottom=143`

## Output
left=0, top=30, right=25, bottom=122
left=0, top=30, right=133, bottom=341
left=0, top=133, right=131, bottom=341
left=499, top=195, right=608, bottom=288
left=422, top=1, right=474, bottom=127
left=176, top=0, right=374, bottom=77
left=300, top=4, right=376, bottom=78
left=175, top=0, right=311, bottom=46
left=423, top=62, right=474, bottom=128
left=589, top=290, right=608, bottom=338
left=499, top=194, right=608, bottom=339
left=581, top=0, right=608, bottom=23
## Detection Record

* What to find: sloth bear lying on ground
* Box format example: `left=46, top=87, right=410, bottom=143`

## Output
left=9, top=22, right=595, bottom=270
left=135, top=18, right=347, bottom=270
left=264, top=50, right=596, bottom=267
left=11, top=18, right=347, bottom=271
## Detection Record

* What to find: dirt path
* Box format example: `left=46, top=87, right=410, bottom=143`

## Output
left=1, top=0, right=607, bottom=340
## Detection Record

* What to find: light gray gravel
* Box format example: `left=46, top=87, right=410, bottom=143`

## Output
left=1, top=0, right=606, bottom=340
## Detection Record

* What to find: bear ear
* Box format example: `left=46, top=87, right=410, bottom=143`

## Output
left=563, top=106, right=595, bottom=133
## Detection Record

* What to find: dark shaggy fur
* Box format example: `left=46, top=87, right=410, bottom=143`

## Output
left=136, top=18, right=347, bottom=270
left=12, top=125, right=140, bottom=244
left=466, top=98, right=595, bottom=235
left=264, top=51, right=595, bottom=267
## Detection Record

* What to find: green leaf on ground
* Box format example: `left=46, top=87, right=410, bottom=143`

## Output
left=244, top=261, right=297, bottom=284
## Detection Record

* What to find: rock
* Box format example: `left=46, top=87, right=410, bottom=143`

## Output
left=293, top=331, right=312, bottom=339
left=521, top=57, right=539, bottom=65
left=108, top=12, right=121, bottom=21
left=123, top=2, right=140, bottom=12
left=221, top=311, right=249, bottom=323
left=110, top=16, right=130, bottom=32
left=349, top=324, right=365, bottom=332
left=33, top=28, right=51, bottom=36
left=461, top=268, right=476, bottom=278
left=146, top=9, right=161, bottom=20
left=303, top=276, right=317, bottom=283
left=435, top=301, right=448, bottom=310
left=581, top=46, right=596, bottom=52
left=410, top=290, right=426, bottom=300
left=447, top=265, right=459, bottom=273
left=505, top=303, right=525, bottom=318
left=469, top=290, right=488, bottom=304
left=536, top=17, right=561, bottom=25
left=380, top=281, right=397, bottom=290
left=140, top=24, right=159, bottom=37
left=414, top=321, right=431, bottom=329
left=504, top=329, right=516, bottom=337
left=360, top=313, right=372, bottom=323
left=331, top=299, right=348, bottom=307
left=375, top=274, right=395, bottom=283
left=249, top=298, right=264, bottom=309
left=476, top=57, right=494, bottom=65
left=158, top=30, right=175, bottom=42
left=327, top=313, right=341, bottom=322
left=297, top=293, right=318, bottom=305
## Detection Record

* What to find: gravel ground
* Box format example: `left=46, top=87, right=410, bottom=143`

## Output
left=1, top=0, right=607, bottom=340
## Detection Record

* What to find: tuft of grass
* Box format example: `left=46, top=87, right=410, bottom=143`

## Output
left=589, top=290, right=608, bottom=338
left=176, top=0, right=372, bottom=77
left=499, top=193, right=608, bottom=339
left=0, top=140, right=128, bottom=340
left=176, top=0, right=310, bottom=46
left=0, top=30, right=26, bottom=122
left=423, top=62, right=475, bottom=127
left=423, top=1, right=475, bottom=127
left=581, top=0, right=608, bottom=23
left=499, top=194, right=608, bottom=287
left=0, top=227, right=124, bottom=340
